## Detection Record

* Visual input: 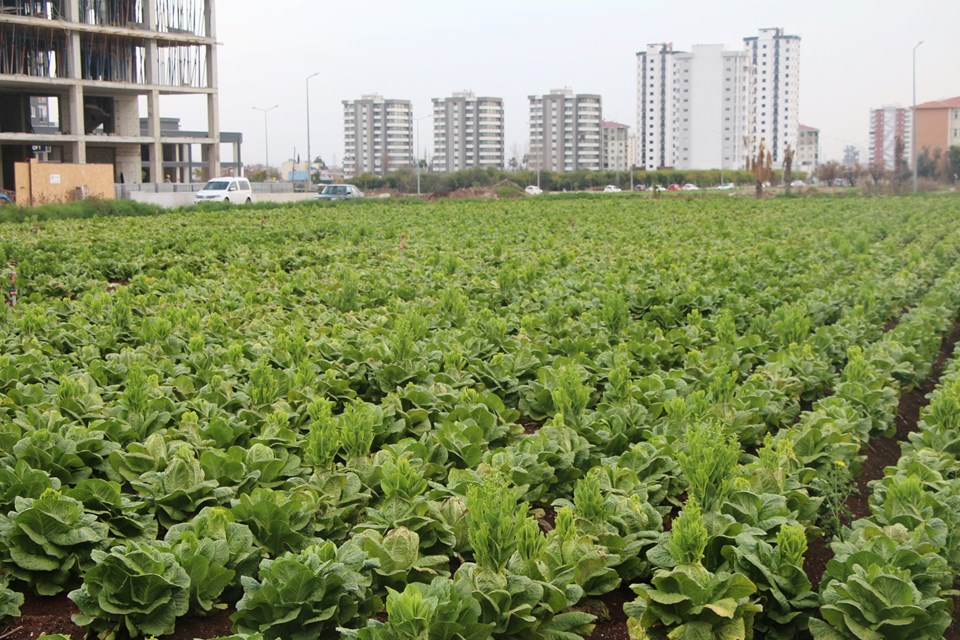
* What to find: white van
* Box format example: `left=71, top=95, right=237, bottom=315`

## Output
left=194, top=177, right=254, bottom=204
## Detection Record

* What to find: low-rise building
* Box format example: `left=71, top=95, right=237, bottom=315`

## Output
left=914, top=97, right=960, bottom=161
left=796, top=125, right=819, bottom=176
left=602, top=121, right=631, bottom=171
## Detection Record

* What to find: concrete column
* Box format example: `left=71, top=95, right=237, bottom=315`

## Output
left=115, top=146, right=141, bottom=184
left=204, top=0, right=221, bottom=179
left=62, top=1, right=85, bottom=162
left=143, top=0, right=162, bottom=183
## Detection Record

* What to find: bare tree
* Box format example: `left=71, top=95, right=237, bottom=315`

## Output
left=842, top=162, right=863, bottom=188
left=782, top=144, right=795, bottom=195
left=752, top=140, right=773, bottom=198
left=894, top=134, right=906, bottom=193
left=817, top=161, right=840, bottom=187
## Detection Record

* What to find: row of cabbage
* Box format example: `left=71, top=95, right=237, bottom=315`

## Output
left=621, top=249, right=960, bottom=639
left=809, top=335, right=960, bottom=638
left=0, top=198, right=959, bottom=638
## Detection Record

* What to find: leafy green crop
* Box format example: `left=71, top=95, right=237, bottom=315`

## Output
left=343, top=576, right=492, bottom=640
left=0, top=576, right=23, bottom=623
left=810, top=563, right=951, bottom=640
left=69, top=540, right=191, bottom=638
left=3, top=193, right=960, bottom=638
left=0, top=489, right=108, bottom=595
left=626, top=500, right=761, bottom=639
left=233, top=541, right=373, bottom=640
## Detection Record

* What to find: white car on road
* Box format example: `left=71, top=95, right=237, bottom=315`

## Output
left=603, top=185, right=622, bottom=193
left=194, top=177, right=254, bottom=204
left=525, top=185, right=543, bottom=195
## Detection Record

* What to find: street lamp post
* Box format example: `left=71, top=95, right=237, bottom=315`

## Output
left=252, top=104, right=279, bottom=176
left=912, top=41, right=923, bottom=194
left=415, top=114, right=432, bottom=196
left=305, top=73, right=319, bottom=188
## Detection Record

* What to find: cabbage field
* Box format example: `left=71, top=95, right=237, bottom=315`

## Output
left=1, top=194, right=960, bottom=640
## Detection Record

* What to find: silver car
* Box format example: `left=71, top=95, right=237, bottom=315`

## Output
left=315, top=184, right=364, bottom=200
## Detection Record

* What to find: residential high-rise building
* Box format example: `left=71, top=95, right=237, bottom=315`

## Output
left=743, top=27, right=801, bottom=163
left=914, top=97, right=960, bottom=162
left=0, top=0, right=221, bottom=189
left=720, top=48, right=755, bottom=170
left=796, top=125, right=819, bottom=177
left=342, top=95, right=413, bottom=177
left=432, top=91, right=504, bottom=172
left=869, top=107, right=911, bottom=171
left=636, top=43, right=683, bottom=170
left=602, top=121, right=631, bottom=171
left=637, top=43, right=754, bottom=171
left=528, top=89, right=602, bottom=172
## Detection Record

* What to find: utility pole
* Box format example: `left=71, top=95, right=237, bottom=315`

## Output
left=252, top=104, right=279, bottom=176
left=912, top=41, right=923, bottom=194
left=306, top=72, right=319, bottom=188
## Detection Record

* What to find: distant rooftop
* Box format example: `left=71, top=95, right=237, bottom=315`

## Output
left=915, top=97, right=960, bottom=109
left=603, top=121, right=630, bottom=128
left=798, top=124, right=819, bottom=132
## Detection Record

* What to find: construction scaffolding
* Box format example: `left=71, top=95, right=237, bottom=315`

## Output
left=157, top=43, right=205, bottom=87
left=0, top=24, right=65, bottom=77
left=0, top=1, right=65, bottom=20
left=156, top=0, right=205, bottom=36
left=80, top=32, right=145, bottom=83
left=79, top=0, right=142, bottom=28
left=0, top=0, right=220, bottom=188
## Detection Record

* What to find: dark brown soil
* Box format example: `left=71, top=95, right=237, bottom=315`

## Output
left=164, top=608, right=234, bottom=640
left=0, top=594, right=234, bottom=640
left=947, top=594, right=960, bottom=640
left=583, top=586, right=632, bottom=640
left=0, top=595, right=83, bottom=640
left=803, top=535, right=832, bottom=592
left=519, top=417, right=543, bottom=434
left=535, top=506, right=557, bottom=533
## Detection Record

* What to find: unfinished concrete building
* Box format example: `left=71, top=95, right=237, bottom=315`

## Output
left=0, top=0, right=220, bottom=190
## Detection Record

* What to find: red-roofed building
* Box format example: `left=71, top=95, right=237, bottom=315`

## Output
left=914, top=97, right=960, bottom=161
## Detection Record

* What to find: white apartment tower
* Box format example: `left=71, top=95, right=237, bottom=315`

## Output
left=432, top=92, right=504, bottom=172
left=636, top=28, right=798, bottom=170
left=528, top=89, right=602, bottom=172
left=602, top=122, right=631, bottom=171
left=637, top=43, right=682, bottom=170
left=343, top=95, right=413, bottom=177
left=744, top=27, right=801, bottom=163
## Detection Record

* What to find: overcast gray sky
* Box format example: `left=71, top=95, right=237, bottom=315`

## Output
left=186, top=0, right=959, bottom=168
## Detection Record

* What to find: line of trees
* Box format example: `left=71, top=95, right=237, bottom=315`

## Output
left=820, top=144, right=960, bottom=191
left=346, top=167, right=765, bottom=194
